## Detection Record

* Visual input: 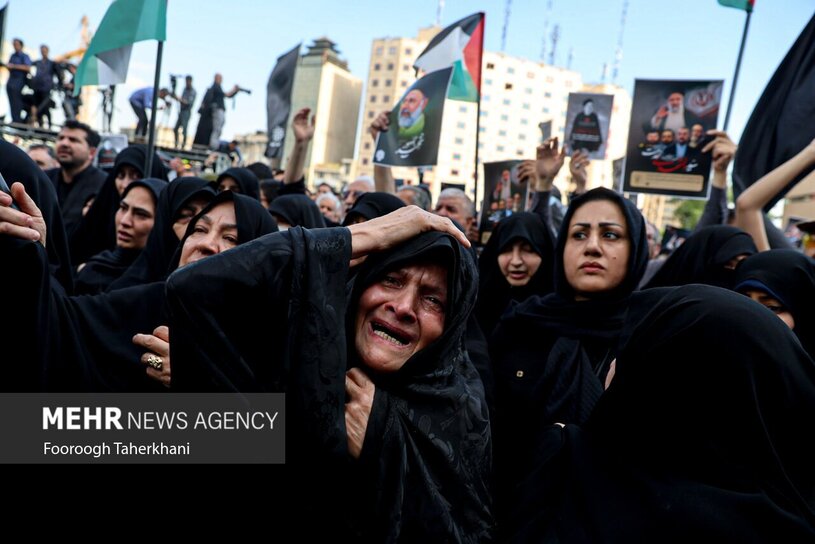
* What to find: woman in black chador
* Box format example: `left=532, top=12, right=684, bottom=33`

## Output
left=509, top=285, right=815, bottom=542
left=166, top=207, right=494, bottom=541
left=490, top=188, right=648, bottom=528
left=0, top=188, right=275, bottom=391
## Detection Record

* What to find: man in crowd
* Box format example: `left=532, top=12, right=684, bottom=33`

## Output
left=28, top=144, right=59, bottom=170
left=200, top=73, right=240, bottom=149
left=45, top=120, right=107, bottom=235
left=129, top=86, right=170, bottom=138
left=3, top=38, right=32, bottom=123
left=172, top=75, right=196, bottom=148
left=343, top=175, right=375, bottom=214
left=434, top=187, right=476, bottom=243
left=30, top=44, right=60, bottom=127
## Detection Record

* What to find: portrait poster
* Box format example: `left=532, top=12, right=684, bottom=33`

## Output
left=564, top=92, right=613, bottom=159
left=374, top=67, right=453, bottom=167
left=94, top=133, right=130, bottom=171
left=478, top=160, right=529, bottom=244
left=623, top=79, right=724, bottom=199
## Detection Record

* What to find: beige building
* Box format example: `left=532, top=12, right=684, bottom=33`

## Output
left=355, top=29, right=632, bottom=208
left=783, top=175, right=815, bottom=224
left=280, top=37, right=362, bottom=189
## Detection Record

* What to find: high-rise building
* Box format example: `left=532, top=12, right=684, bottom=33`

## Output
left=281, top=37, right=362, bottom=188
left=355, top=30, right=632, bottom=208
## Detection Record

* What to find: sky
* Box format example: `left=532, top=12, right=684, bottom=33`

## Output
left=3, top=0, right=813, bottom=147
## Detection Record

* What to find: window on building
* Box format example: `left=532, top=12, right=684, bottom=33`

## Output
left=459, top=105, right=468, bottom=113
left=498, top=130, right=507, bottom=137
left=505, top=82, right=513, bottom=90
left=388, top=46, right=397, bottom=54
left=405, top=47, right=412, bottom=55
left=517, top=149, right=525, bottom=156
left=483, top=94, right=490, bottom=101
left=455, top=137, right=464, bottom=144
left=364, top=142, right=370, bottom=150
left=383, top=96, right=390, bottom=103
left=525, top=87, right=533, bottom=94
left=401, top=81, right=407, bottom=87
left=522, top=103, right=530, bottom=110
left=362, top=158, right=369, bottom=165
left=372, top=79, right=379, bottom=87
left=451, top=169, right=459, bottom=176
left=507, top=67, right=515, bottom=74
left=375, top=47, right=383, bottom=56
left=497, top=145, right=505, bottom=152
left=453, top=153, right=461, bottom=160
left=456, top=122, right=466, bottom=129
left=368, top=111, right=375, bottom=118
left=485, top=78, right=493, bottom=85
left=385, top=79, right=392, bottom=87
left=544, top=91, right=552, bottom=98
left=543, top=107, right=550, bottom=113
left=402, top=64, right=409, bottom=71
left=500, top=114, right=509, bottom=121
left=527, top=71, right=535, bottom=79
left=374, top=63, right=381, bottom=71
left=486, top=62, right=495, bottom=69
left=387, top=63, right=394, bottom=70
left=502, top=99, right=511, bottom=105
left=479, top=127, right=486, bottom=133
left=370, top=95, right=377, bottom=103
left=480, top=110, right=488, bottom=117
left=520, top=118, right=529, bottom=125
left=546, top=76, right=554, bottom=83
left=519, top=134, right=527, bottom=140
left=478, top=142, right=484, bottom=149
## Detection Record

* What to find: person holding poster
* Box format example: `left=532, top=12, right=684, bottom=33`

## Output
left=565, top=93, right=613, bottom=160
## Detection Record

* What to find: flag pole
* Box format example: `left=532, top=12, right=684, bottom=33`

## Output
left=723, top=9, right=752, bottom=131
left=145, top=39, right=164, bottom=176
left=472, top=14, right=485, bottom=214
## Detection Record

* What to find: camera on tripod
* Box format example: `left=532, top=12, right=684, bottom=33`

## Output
left=169, top=73, right=185, bottom=93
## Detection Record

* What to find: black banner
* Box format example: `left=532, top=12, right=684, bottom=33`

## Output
left=265, top=43, right=301, bottom=159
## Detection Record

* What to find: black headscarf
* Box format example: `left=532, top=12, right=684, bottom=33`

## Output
left=734, top=249, right=815, bottom=358
left=268, top=194, right=326, bottom=229
left=509, top=285, right=815, bottom=542
left=167, top=227, right=493, bottom=540
left=474, top=212, right=554, bottom=337
left=216, top=167, right=260, bottom=201
left=69, top=144, right=168, bottom=265
left=107, top=177, right=215, bottom=290
left=644, top=225, right=757, bottom=289
left=490, top=188, right=648, bottom=526
left=73, top=178, right=167, bottom=295
left=342, top=191, right=406, bottom=226
left=0, top=140, right=74, bottom=294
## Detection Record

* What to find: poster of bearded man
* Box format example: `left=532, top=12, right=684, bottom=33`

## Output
left=374, top=67, right=453, bottom=167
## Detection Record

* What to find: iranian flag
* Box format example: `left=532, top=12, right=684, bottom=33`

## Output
left=718, top=0, right=754, bottom=12
left=413, top=12, right=484, bottom=102
left=74, top=0, right=167, bottom=95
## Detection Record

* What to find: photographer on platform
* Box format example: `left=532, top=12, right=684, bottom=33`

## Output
left=199, top=73, right=241, bottom=149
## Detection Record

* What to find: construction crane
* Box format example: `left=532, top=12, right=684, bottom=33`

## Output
left=54, top=16, right=90, bottom=64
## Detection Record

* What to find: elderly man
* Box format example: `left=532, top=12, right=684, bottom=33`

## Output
left=343, top=175, right=375, bottom=214
left=28, top=144, right=59, bottom=171
left=398, top=89, right=429, bottom=141
left=434, top=187, right=477, bottom=243
left=650, top=91, right=700, bottom=134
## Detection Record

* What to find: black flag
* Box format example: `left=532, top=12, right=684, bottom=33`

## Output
left=733, top=12, right=815, bottom=207
left=0, top=4, right=7, bottom=66
left=265, top=43, right=300, bottom=159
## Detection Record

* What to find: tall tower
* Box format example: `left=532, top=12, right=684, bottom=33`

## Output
left=282, top=37, right=363, bottom=187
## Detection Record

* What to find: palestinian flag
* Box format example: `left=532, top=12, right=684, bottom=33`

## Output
left=717, top=0, right=754, bottom=12
left=413, top=12, right=484, bottom=102
left=74, top=0, right=167, bottom=95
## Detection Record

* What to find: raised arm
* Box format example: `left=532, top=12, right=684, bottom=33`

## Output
left=695, top=130, right=736, bottom=231
left=283, top=107, right=315, bottom=185
left=370, top=111, right=396, bottom=194
left=735, top=138, right=815, bottom=251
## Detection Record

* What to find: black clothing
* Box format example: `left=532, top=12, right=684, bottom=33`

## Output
left=268, top=194, right=326, bottom=229
left=74, top=178, right=166, bottom=295
left=644, top=225, right=757, bottom=289
left=216, top=167, right=260, bottom=201
left=510, top=285, right=815, bottom=543
left=734, top=249, right=815, bottom=358
left=46, top=163, right=107, bottom=238
left=342, top=191, right=406, bottom=226
left=474, top=212, right=554, bottom=339
left=108, top=177, right=215, bottom=290
left=1, top=140, right=74, bottom=293
left=167, top=228, right=494, bottom=541
left=490, top=188, right=648, bottom=529
left=69, top=145, right=168, bottom=265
